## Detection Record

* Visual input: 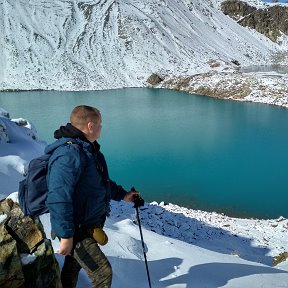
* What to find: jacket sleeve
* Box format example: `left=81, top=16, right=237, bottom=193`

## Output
left=109, top=179, right=127, bottom=201
left=46, top=146, right=82, bottom=238
left=97, top=150, right=127, bottom=201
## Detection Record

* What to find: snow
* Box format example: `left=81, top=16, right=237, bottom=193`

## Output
left=1, top=110, right=288, bottom=287
left=20, top=253, right=37, bottom=265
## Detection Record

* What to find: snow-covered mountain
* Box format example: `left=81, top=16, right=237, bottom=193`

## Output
left=0, top=0, right=287, bottom=91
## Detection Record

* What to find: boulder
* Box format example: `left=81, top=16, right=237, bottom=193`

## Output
left=0, top=108, right=10, bottom=118
left=0, top=120, right=10, bottom=143
left=0, top=198, right=61, bottom=288
left=147, top=73, right=164, bottom=85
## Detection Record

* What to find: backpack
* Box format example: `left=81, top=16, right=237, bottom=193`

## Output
left=18, top=142, right=84, bottom=217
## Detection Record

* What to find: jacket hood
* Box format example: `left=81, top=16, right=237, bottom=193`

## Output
left=45, top=123, right=100, bottom=154
left=54, top=123, right=86, bottom=140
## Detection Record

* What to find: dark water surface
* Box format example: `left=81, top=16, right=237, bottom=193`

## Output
left=1, top=88, right=287, bottom=219
left=240, top=64, right=288, bottom=74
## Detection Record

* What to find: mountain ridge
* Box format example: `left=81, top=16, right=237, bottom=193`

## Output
left=0, top=0, right=287, bottom=94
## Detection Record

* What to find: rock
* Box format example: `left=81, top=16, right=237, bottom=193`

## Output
left=0, top=120, right=10, bottom=143
left=160, top=71, right=252, bottom=100
left=0, top=198, right=61, bottom=288
left=147, top=73, right=164, bottom=85
left=231, top=59, right=240, bottom=66
left=207, top=59, right=221, bottom=68
left=221, top=0, right=257, bottom=21
left=0, top=220, right=24, bottom=288
left=12, top=118, right=28, bottom=127
left=273, top=252, right=288, bottom=266
left=0, top=108, right=10, bottom=118
left=221, top=0, right=288, bottom=42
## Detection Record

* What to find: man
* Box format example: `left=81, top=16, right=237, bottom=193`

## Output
left=45, top=105, right=138, bottom=287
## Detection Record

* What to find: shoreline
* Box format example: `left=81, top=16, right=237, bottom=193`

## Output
left=158, top=70, right=288, bottom=109
left=1, top=70, right=288, bottom=109
left=111, top=200, right=288, bottom=262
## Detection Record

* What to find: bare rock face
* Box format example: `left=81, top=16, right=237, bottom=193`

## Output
left=0, top=121, right=10, bottom=143
left=0, top=198, right=61, bottom=288
left=221, top=0, right=288, bottom=42
left=147, top=73, right=164, bottom=85
left=0, top=109, right=10, bottom=143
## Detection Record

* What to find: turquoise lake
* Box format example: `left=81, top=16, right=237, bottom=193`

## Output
left=0, top=88, right=287, bottom=219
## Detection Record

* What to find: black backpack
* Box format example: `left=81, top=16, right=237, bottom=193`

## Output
left=18, top=142, right=84, bottom=217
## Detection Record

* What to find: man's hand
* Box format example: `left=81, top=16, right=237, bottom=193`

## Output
left=123, top=190, right=139, bottom=202
left=57, top=237, right=73, bottom=256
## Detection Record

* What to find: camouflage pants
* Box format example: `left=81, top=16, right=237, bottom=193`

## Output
left=61, top=237, right=112, bottom=288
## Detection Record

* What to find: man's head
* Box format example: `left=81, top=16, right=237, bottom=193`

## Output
left=70, top=105, right=102, bottom=142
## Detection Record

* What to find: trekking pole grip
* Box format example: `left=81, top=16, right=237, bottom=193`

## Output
left=131, top=187, right=145, bottom=208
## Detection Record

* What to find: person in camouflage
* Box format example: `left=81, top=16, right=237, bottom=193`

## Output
left=61, top=237, right=112, bottom=287
left=46, top=105, right=138, bottom=287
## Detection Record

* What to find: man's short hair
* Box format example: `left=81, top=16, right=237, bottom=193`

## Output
left=70, top=105, right=101, bottom=129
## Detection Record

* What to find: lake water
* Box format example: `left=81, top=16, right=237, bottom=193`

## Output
left=240, top=64, right=288, bottom=74
left=1, top=88, right=287, bottom=219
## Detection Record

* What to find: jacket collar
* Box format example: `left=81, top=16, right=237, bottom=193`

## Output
left=52, top=123, right=100, bottom=151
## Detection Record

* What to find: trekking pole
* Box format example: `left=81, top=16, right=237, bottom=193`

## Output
left=131, top=187, right=152, bottom=288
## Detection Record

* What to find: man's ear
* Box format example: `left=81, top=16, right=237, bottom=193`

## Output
left=87, top=121, right=94, bottom=131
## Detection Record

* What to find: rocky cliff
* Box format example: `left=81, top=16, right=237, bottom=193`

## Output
left=0, top=198, right=61, bottom=288
left=221, top=0, right=288, bottom=42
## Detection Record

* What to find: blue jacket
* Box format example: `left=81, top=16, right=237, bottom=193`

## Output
left=45, top=133, right=127, bottom=238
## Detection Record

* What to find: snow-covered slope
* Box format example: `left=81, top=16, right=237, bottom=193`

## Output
left=0, top=109, right=45, bottom=197
left=0, top=0, right=286, bottom=91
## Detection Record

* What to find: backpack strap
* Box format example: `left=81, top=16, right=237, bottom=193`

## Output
left=65, top=140, right=87, bottom=179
